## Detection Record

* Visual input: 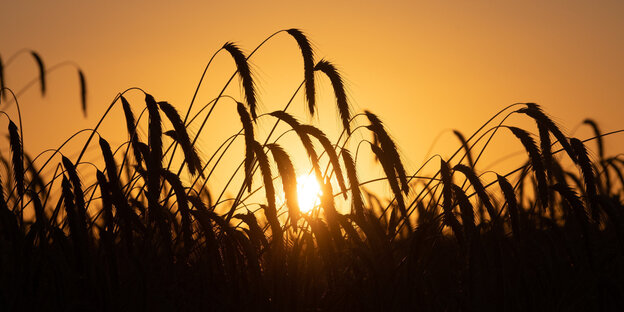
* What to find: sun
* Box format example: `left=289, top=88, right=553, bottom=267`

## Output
left=297, top=174, right=322, bottom=214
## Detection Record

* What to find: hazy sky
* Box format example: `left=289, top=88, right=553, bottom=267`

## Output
left=2, top=1, right=623, bottom=188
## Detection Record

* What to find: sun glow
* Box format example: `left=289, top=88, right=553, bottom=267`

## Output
left=297, top=174, right=322, bottom=214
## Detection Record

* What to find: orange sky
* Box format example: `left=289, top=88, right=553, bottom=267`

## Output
left=2, top=1, right=623, bottom=200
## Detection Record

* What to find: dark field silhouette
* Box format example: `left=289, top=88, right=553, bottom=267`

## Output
left=1, top=29, right=624, bottom=311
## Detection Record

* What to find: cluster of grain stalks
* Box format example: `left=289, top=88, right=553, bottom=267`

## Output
left=1, top=30, right=624, bottom=311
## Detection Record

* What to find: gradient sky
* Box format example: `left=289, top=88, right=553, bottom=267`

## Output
left=2, top=1, right=623, bottom=194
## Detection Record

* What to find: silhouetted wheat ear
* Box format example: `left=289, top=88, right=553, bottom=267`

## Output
left=0, top=54, right=5, bottom=101
left=30, top=51, right=46, bottom=96
left=62, top=156, right=88, bottom=231
left=535, top=121, right=555, bottom=176
left=267, top=143, right=299, bottom=228
left=341, top=149, right=364, bottom=220
left=299, top=124, right=348, bottom=198
left=252, top=141, right=280, bottom=238
left=269, top=110, right=322, bottom=180
left=497, top=174, right=521, bottom=240
left=451, top=185, right=475, bottom=237
left=570, top=138, right=600, bottom=221
left=145, top=93, right=162, bottom=217
left=161, top=169, right=193, bottom=253
left=286, top=29, right=315, bottom=114
left=314, top=60, right=351, bottom=135
left=78, top=69, right=87, bottom=116
left=223, top=42, right=257, bottom=120
left=583, top=119, right=604, bottom=160
left=453, top=164, right=498, bottom=223
left=584, top=119, right=611, bottom=193
left=158, top=101, right=203, bottom=177
left=120, top=95, right=143, bottom=166
left=453, top=130, right=475, bottom=168
left=508, top=127, right=548, bottom=208
left=237, top=102, right=255, bottom=192
left=365, top=111, right=408, bottom=195
left=440, top=159, right=464, bottom=245
left=8, top=121, right=23, bottom=197
left=370, top=143, right=407, bottom=226
left=520, top=103, right=576, bottom=163
left=61, top=175, right=78, bottom=232
left=99, top=137, right=119, bottom=185
left=145, top=93, right=162, bottom=167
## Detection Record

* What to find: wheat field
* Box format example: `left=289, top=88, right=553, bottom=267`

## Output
left=1, top=29, right=624, bottom=311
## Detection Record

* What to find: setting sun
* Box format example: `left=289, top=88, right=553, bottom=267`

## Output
left=297, top=174, right=322, bottom=214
